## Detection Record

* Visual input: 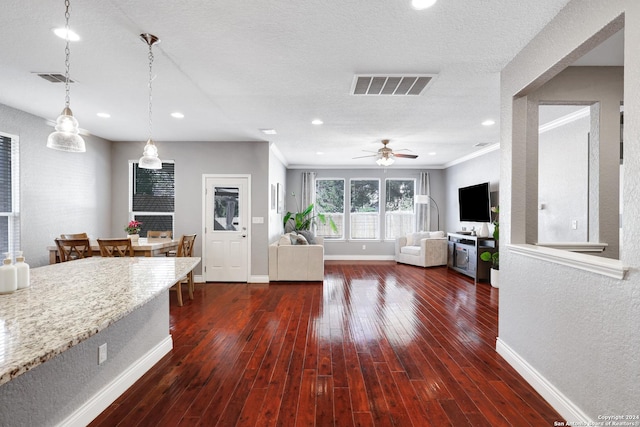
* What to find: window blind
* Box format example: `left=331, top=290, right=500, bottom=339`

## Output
left=132, top=163, right=175, bottom=212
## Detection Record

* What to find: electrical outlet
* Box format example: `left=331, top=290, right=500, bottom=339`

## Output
left=571, top=220, right=578, bottom=230
left=98, top=343, right=107, bottom=365
left=362, top=244, right=366, bottom=250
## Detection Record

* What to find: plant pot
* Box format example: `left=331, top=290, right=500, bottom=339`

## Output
left=490, top=268, right=499, bottom=288
left=128, top=234, right=139, bottom=244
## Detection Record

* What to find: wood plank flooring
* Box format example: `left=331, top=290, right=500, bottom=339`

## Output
left=90, top=261, right=562, bottom=426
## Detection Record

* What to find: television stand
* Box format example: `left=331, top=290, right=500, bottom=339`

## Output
left=447, top=233, right=495, bottom=283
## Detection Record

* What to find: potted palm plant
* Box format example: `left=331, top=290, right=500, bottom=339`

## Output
left=283, top=193, right=337, bottom=241
left=480, top=206, right=499, bottom=287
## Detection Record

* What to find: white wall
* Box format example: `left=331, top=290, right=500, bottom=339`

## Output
left=501, top=0, right=639, bottom=420
left=538, top=111, right=589, bottom=243
left=110, top=140, right=271, bottom=277
left=0, top=103, right=112, bottom=268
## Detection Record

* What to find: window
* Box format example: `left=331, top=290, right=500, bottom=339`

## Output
left=385, top=179, right=415, bottom=239
left=350, top=179, right=379, bottom=240
left=130, top=162, right=175, bottom=237
left=315, top=178, right=345, bottom=239
left=0, top=133, right=19, bottom=255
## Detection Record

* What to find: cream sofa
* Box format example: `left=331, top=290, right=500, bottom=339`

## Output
left=269, top=235, right=324, bottom=281
left=395, top=231, right=448, bottom=267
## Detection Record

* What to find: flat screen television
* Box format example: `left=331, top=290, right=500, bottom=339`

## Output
left=458, top=182, right=491, bottom=222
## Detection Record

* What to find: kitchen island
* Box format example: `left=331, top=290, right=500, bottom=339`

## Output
left=0, top=256, right=200, bottom=426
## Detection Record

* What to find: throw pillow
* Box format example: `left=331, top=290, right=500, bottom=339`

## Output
left=278, top=234, right=292, bottom=245
left=296, top=229, right=316, bottom=245
left=429, top=230, right=445, bottom=238
left=412, top=231, right=431, bottom=243
left=290, top=233, right=309, bottom=245
left=406, top=233, right=414, bottom=246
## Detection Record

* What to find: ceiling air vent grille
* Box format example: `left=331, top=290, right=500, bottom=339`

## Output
left=35, top=73, right=75, bottom=83
left=351, top=74, right=436, bottom=96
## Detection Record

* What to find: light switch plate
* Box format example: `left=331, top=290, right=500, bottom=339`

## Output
left=98, top=343, right=107, bottom=365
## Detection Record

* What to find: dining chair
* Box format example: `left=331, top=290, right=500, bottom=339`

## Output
left=147, top=230, right=173, bottom=239
left=60, top=232, right=89, bottom=239
left=168, top=234, right=197, bottom=306
left=97, top=238, right=134, bottom=257
left=55, top=238, right=93, bottom=262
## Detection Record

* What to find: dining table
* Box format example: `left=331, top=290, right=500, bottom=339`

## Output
left=48, top=237, right=180, bottom=264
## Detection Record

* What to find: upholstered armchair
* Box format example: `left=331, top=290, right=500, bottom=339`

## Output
left=395, top=231, right=448, bottom=268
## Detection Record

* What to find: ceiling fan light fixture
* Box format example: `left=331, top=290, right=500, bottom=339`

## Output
left=376, top=156, right=394, bottom=166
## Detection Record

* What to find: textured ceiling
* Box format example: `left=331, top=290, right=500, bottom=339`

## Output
left=0, top=0, right=615, bottom=168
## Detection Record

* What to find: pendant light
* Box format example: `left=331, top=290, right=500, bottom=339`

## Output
left=138, top=33, right=162, bottom=170
left=47, top=0, right=86, bottom=152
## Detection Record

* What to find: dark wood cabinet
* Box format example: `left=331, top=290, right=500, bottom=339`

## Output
left=447, top=233, right=495, bottom=283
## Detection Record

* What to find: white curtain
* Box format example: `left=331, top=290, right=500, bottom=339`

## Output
left=300, top=171, right=316, bottom=211
left=417, top=172, right=432, bottom=231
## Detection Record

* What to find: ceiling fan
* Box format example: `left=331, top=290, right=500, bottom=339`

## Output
left=353, top=139, right=418, bottom=166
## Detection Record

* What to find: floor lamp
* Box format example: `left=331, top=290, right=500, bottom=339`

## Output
left=415, top=194, right=440, bottom=231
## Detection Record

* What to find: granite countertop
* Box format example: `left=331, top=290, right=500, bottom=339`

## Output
left=0, top=256, right=200, bottom=386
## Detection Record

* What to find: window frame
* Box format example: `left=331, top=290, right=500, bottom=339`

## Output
left=128, top=160, right=175, bottom=237
left=384, top=178, right=416, bottom=240
left=0, top=132, right=19, bottom=256
left=315, top=177, right=345, bottom=240
left=349, top=178, right=380, bottom=241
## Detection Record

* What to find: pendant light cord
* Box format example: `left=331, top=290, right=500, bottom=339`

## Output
left=148, top=41, right=154, bottom=141
left=63, top=0, right=72, bottom=109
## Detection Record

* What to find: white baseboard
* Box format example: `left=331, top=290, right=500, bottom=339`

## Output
left=324, top=255, right=395, bottom=261
left=59, top=335, right=173, bottom=427
left=194, top=274, right=203, bottom=283
left=496, top=338, right=591, bottom=423
left=249, top=275, right=270, bottom=283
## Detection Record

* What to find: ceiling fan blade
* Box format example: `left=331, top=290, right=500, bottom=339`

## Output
left=393, top=153, right=419, bottom=159
left=352, top=154, right=378, bottom=159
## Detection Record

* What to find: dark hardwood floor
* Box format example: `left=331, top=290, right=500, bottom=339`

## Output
left=90, top=261, right=562, bottom=426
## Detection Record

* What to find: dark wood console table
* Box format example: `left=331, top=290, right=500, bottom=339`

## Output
left=447, top=233, right=496, bottom=283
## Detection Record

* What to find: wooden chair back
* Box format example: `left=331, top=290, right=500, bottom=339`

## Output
left=177, top=234, right=196, bottom=257
left=60, top=233, right=89, bottom=239
left=147, top=230, right=173, bottom=239
left=170, top=234, right=197, bottom=306
left=56, top=238, right=93, bottom=262
left=97, top=238, right=134, bottom=257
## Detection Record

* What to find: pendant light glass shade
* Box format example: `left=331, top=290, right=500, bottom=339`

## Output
left=138, top=33, right=161, bottom=169
left=47, top=0, right=85, bottom=153
left=47, top=107, right=86, bottom=152
left=139, top=138, right=162, bottom=169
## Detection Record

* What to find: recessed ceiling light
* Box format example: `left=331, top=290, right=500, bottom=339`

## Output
left=53, top=27, right=80, bottom=41
left=96, top=112, right=111, bottom=118
left=428, top=152, right=436, bottom=156
left=316, top=151, right=324, bottom=155
left=482, top=119, right=496, bottom=126
left=171, top=112, right=185, bottom=119
left=260, top=129, right=277, bottom=135
left=411, top=0, right=437, bottom=10
left=311, top=119, right=323, bottom=125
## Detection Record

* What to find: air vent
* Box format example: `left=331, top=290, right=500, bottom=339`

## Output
left=474, top=142, right=491, bottom=147
left=351, top=74, right=436, bottom=96
left=35, top=73, right=74, bottom=83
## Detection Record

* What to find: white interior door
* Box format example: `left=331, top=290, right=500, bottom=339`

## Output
left=203, top=175, right=249, bottom=282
